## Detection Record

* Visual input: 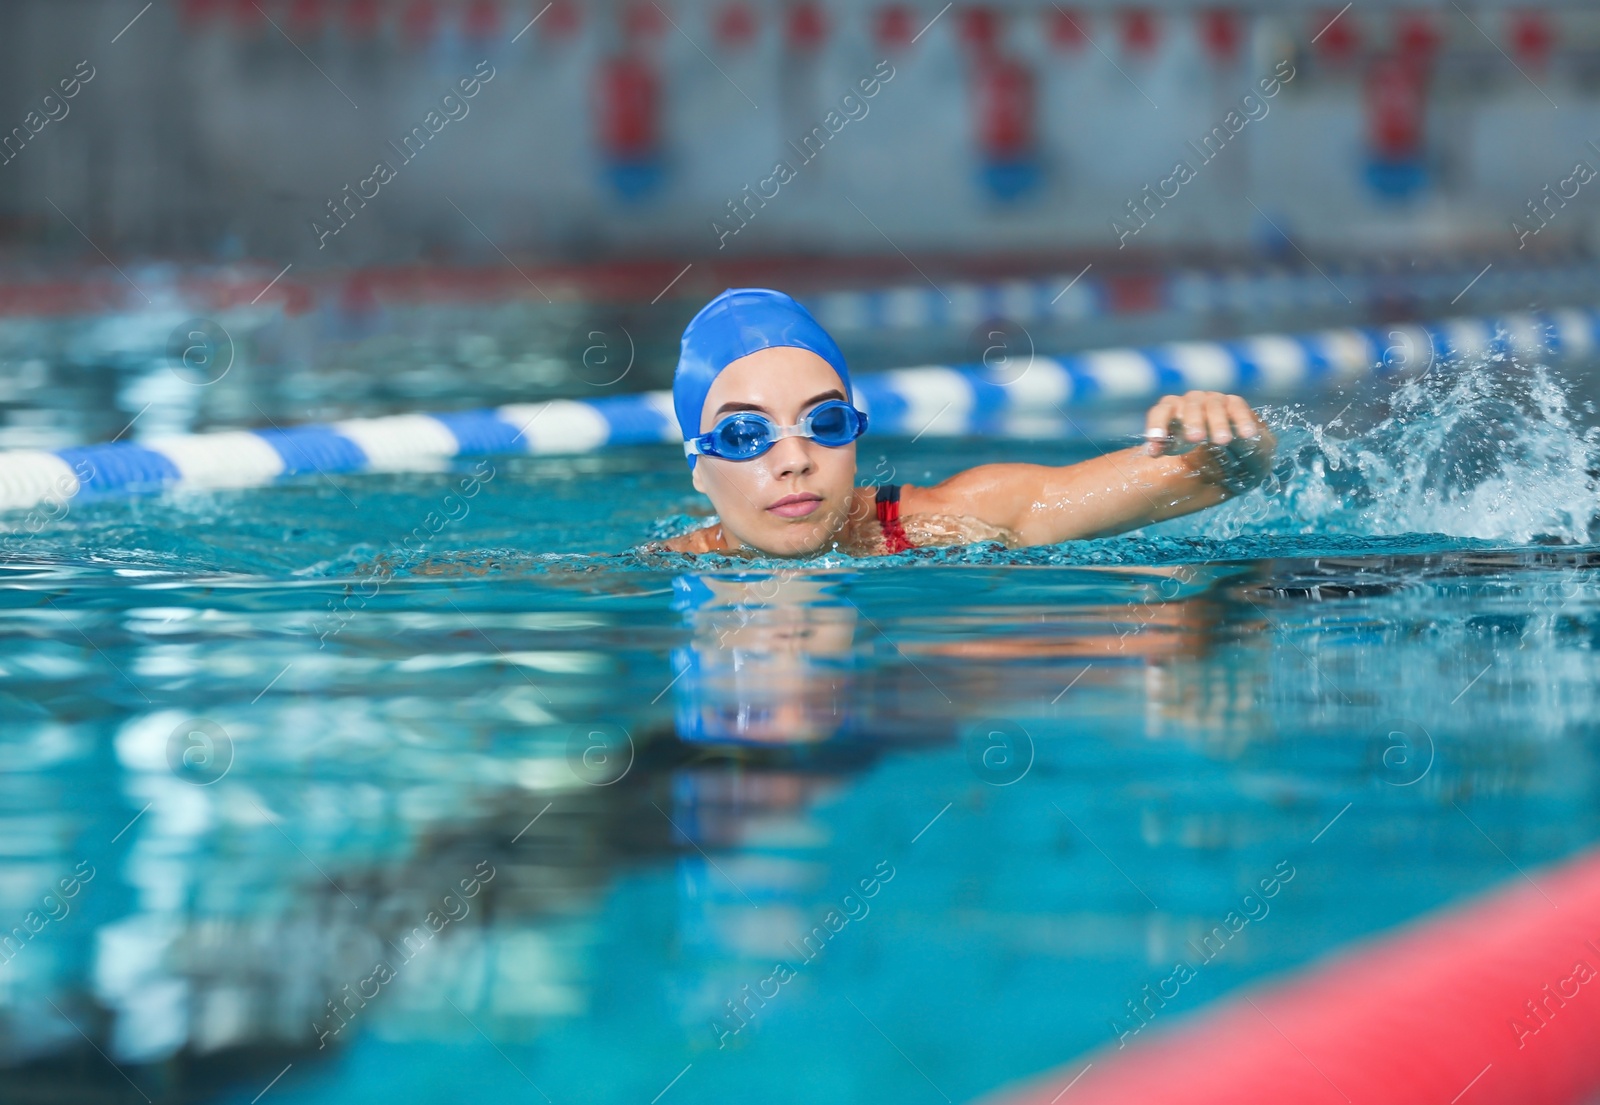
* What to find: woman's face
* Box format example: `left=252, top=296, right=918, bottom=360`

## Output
left=691, top=346, right=860, bottom=557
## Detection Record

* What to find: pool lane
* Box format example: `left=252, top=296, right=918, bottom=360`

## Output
left=6, top=545, right=1600, bottom=1104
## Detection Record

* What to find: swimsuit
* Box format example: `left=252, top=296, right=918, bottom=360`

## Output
left=875, top=484, right=916, bottom=553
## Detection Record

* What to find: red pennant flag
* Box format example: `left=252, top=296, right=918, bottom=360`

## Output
left=1311, top=6, right=1359, bottom=62
left=1121, top=9, right=1159, bottom=56
left=1509, top=10, right=1555, bottom=72
left=1048, top=8, right=1088, bottom=52
left=343, top=0, right=383, bottom=38
left=462, top=0, right=500, bottom=40
left=787, top=2, right=828, bottom=51
left=715, top=2, right=757, bottom=48
left=959, top=7, right=1000, bottom=55
left=1199, top=9, right=1241, bottom=64
left=401, top=0, right=438, bottom=45
left=874, top=4, right=916, bottom=50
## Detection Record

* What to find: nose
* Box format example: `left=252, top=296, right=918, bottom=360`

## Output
left=766, top=434, right=816, bottom=479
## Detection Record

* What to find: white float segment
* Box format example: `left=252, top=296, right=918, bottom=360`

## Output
left=1260, top=267, right=1295, bottom=311
left=1078, top=349, right=1159, bottom=399
left=1238, top=335, right=1311, bottom=393
left=1168, top=270, right=1214, bottom=315
left=882, top=286, right=931, bottom=330
left=1047, top=276, right=1095, bottom=321
left=1376, top=323, right=1435, bottom=374
left=1500, top=313, right=1551, bottom=359
left=332, top=415, right=460, bottom=472
left=148, top=431, right=286, bottom=488
left=1158, top=342, right=1239, bottom=390
left=884, top=367, right=975, bottom=435
left=1441, top=318, right=1494, bottom=361
left=812, top=292, right=868, bottom=335
left=946, top=283, right=987, bottom=329
left=995, top=356, right=1073, bottom=410
left=640, top=389, right=683, bottom=440
left=998, top=280, right=1037, bottom=324
left=497, top=401, right=611, bottom=454
left=0, top=451, right=80, bottom=513
left=1222, top=272, right=1254, bottom=314
left=1316, top=330, right=1377, bottom=378
left=1552, top=309, right=1597, bottom=358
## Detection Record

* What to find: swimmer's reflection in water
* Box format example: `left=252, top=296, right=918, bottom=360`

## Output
left=670, top=573, right=859, bottom=745
left=670, top=567, right=1224, bottom=748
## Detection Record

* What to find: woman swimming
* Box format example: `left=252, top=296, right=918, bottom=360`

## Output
left=661, top=288, right=1275, bottom=557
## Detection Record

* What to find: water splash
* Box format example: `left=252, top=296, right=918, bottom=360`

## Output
left=1171, top=356, right=1600, bottom=546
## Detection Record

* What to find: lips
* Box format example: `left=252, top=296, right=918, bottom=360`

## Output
left=767, top=492, right=824, bottom=519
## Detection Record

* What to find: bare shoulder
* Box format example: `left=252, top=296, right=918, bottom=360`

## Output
left=890, top=476, right=1024, bottom=548
left=899, top=465, right=1022, bottom=515
left=897, top=480, right=933, bottom=512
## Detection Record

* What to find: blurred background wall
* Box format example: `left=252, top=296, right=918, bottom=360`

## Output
left=2, top=0, right=1599, bottom=268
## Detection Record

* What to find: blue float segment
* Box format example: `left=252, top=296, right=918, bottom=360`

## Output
left=1485, top=317, right=1515, bottom=359
left=1361, top=327, right=1404, bottom=376
left=1147, top=357, right=1187, bottom=393
left=1420, top=325, right=1454, bottom=367
left=592, top=395, right=673, bottom=446
left=1219, top=340, right=1269, bottom=389
left=858, top=289, right=889, bottom=331
left=964, top=370, right=1012, bottom=418
left=54, top=444, right=181, bottom=493
left=255, top=426, right=368, bottom=475
left=1579, top=310, right=1600, bottom=352
left=431, top=410, right=526, bottom=456
left=1292, top=336, right=1337, bottom=381
left=1054, top=356, right=1101, bottom=403
left=853, top=376, right=910, bottom=432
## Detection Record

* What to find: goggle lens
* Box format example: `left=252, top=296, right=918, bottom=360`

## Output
left=808, top=401, right=856, bottom=444
left=712, top=414, right=774, bottom=459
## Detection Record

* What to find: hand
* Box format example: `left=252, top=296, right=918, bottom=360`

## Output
left=1143, top=391, right=1275, bottom=494
left=1142, top=390, right=1265, bottom=455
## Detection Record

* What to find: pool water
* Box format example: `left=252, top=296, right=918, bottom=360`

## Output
left=6, top=357, right=1600, bottom=1104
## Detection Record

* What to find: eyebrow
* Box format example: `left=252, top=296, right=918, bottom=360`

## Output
left=712, top=389, right=845, bottom=420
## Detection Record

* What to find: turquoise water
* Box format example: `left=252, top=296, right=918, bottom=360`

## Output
left=6, top=358, right=1600, bottom=1104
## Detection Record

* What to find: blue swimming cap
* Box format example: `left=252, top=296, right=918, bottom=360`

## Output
left=673, top=288, right=852, bottom=469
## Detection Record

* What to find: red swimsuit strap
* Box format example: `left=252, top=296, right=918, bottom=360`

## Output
left=875, top=484, right=914, bottom=553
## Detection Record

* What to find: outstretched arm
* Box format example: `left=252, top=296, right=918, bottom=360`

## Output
left=902, top=391, right=1275, bottom=546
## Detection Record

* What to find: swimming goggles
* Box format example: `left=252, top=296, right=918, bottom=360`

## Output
left=683, top=399, right=869, bottom=461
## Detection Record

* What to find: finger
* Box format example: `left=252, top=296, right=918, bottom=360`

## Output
left=1225, top=394, right=1260, bottom=440
left=1180, top=392, right=1208, bottom=443
left=1204, top=394, right=1233, bottom=446
left=1144, top=396, right=1179, bottom=453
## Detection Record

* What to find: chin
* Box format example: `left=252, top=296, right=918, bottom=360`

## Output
left=744, top=519, right=838, bottom=558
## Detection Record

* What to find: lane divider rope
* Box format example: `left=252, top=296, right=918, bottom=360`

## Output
left=811, top=260, right=1600, bottom=333
left=4, top=307, right=1595, bottom=513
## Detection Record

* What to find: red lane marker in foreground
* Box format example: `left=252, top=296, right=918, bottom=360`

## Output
left=979, top=846, right=1600, bottom=1105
